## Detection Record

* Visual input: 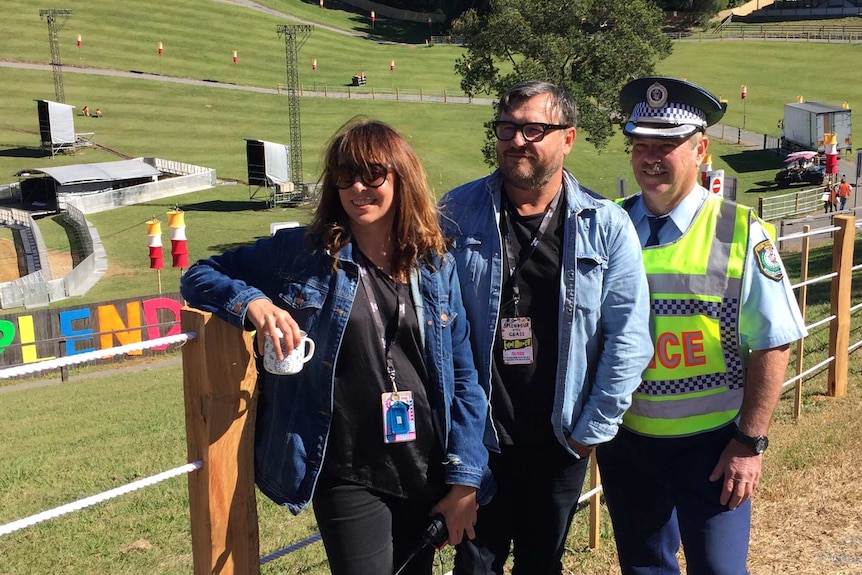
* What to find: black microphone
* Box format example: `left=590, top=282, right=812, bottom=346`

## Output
left=392, top=514, right=448, bottom=575
left=421, top=513, right=449, bottom=548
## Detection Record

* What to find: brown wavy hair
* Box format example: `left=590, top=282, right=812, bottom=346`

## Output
left=307, top=117, right=447, bottom=276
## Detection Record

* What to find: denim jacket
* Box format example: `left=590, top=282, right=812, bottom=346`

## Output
left=180, top=228, right=489, bottom=514
left=438, top=169, right=653, bottom=453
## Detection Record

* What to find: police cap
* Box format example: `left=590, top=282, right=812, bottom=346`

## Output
left=620, top=76, right=726, bottom=140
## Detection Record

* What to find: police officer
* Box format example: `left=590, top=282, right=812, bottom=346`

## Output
left=596, top=77, right=808, bottom=575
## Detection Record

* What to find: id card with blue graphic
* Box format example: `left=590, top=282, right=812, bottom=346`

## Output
left=382, top=391, right=416, bottom=443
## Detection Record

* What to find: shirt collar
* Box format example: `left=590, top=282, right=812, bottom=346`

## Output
left=630, top=185, right=708, bottom=239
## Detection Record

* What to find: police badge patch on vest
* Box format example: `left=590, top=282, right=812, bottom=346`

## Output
left=754, top=239, right=783, bottom=281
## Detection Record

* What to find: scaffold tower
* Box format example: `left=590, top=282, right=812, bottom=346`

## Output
left=40, top=9, right=73, bottom=103
left=276, top=24, right=313, bottom=187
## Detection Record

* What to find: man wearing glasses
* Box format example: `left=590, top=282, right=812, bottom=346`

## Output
left=439, top=80, right=653, bottom=574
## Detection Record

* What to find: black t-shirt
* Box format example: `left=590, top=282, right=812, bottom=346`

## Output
left=320, top=255, right=444, bottom=501
left=491, top=192, right=564, bottom=445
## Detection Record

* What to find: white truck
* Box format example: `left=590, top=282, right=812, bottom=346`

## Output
left=782, top=101, right=852, bottom=152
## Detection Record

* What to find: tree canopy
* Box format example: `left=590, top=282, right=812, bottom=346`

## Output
left=450, top=0, right=673, bottom=162
left=367, top=0, right=725, bottom=26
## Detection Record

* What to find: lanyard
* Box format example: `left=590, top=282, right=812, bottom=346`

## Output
left=358, top=258, right=405, bottom=394
left=501, top=187, right=562, bottom=315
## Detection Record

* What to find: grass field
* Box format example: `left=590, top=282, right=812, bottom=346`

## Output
left=2, top=2, right=862, bottom=573
left=2, top=0, right=465, bottom=90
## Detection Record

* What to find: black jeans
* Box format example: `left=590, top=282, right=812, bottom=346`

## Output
left=453, top=441, right=589, bottom=575
left=313, top=479, right=437, bottom=575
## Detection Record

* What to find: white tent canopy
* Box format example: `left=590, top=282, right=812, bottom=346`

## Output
left=17, top=160, right=161, bottom=185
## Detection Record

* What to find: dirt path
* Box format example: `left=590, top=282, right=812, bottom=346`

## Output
left=0, top=238, right=19, bottom=281
left=46, top=248, right=73, bottom=278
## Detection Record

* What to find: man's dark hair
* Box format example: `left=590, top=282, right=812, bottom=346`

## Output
left=498, top=80, right=578, bottom=127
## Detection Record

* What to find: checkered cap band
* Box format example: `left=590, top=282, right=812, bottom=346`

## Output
left=629, top=101, right=707, bottom=128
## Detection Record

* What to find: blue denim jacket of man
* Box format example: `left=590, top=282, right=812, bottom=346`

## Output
left=180, top=227, right=489, bottom=514
left=438, top=169, right=653, bottom=453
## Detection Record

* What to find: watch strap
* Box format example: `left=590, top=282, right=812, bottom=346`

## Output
left=733, top=429, right=768, bottom=453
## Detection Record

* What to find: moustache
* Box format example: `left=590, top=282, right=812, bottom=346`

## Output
left=504, top=150, right=535, bottom=159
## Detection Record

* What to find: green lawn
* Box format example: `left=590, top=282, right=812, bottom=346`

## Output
left=1, top=3, right=859, bottom=305
left=2, top=39, right=859, bottom=305
left=3, top=0, right=469, bottom=94
left=656, top=40, right=862, bottom=138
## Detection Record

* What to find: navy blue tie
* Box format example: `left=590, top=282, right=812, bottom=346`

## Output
left=646, top=216, right=668, bottom=247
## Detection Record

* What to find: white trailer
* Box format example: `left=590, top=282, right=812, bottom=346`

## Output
left=782, top=101, right=852, bottom=152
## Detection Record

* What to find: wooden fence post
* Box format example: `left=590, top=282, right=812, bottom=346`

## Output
left=58, top=339, right=69, bottom=382
left=182, top=307, right=260, bottom=575
left=828, top=215, right=855, bottom=397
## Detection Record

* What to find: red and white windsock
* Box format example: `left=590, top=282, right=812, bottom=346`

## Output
left=312, top=58, right=317, bottom=70
left=146, top=218, right=164, bottom=270
left=824, top=133, right=839, bottom=175
left=233, top=50, right=238, bottom=64
left=168, top=209, right=189, bottom=269
left=390, top=59, right=395, bottom=71
left=740, top=84, right=747, bottom=100
left=77, top=34, right=82, bottom=48
left=158, top=41, right=164, bottom=56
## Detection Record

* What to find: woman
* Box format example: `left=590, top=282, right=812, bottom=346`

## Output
left=181, top=118, right=488, bottom=575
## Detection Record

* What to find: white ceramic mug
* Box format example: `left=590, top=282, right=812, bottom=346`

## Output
left=263, top=329, right=315, bottom=375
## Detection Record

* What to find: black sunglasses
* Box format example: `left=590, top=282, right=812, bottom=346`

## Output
left=491, top=121, right=570, bottom=142
left=331, top=164, right=389, bottom=189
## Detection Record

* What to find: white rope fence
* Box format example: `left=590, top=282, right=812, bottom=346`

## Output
left=0, top=461, right=203, bottom=537
left=0, top=329, right=319, bottom=567
left=0, top=332, right=196, bottom=379
left=0, top=332, right=204, bottom=539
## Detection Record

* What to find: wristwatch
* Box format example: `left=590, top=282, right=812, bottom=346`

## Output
left=733, top=429, right=769, bottom=454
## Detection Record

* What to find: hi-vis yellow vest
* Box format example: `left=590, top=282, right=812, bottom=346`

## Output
left=620, top=194, right=774, bottom=438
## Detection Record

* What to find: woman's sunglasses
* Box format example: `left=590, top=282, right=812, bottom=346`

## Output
left=331, top=164, right=389, bottom=189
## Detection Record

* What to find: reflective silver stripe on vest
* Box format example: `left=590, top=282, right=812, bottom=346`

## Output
left=626, top=384, right=744, bottom=420
left=639, top=198, right=746, bottom=397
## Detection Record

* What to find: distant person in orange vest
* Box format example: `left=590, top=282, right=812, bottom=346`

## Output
left=837, top=176, right=852, bottom=211
left=81, top=105, right=90, bottom=117
left=94, top=108, right=103, bottom=118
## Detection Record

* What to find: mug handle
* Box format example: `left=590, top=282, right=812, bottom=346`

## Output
left=301, top=338, right=315, bottom=362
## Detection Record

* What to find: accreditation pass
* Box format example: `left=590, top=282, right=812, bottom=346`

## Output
left=501, top=317, right=533, bottom=365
